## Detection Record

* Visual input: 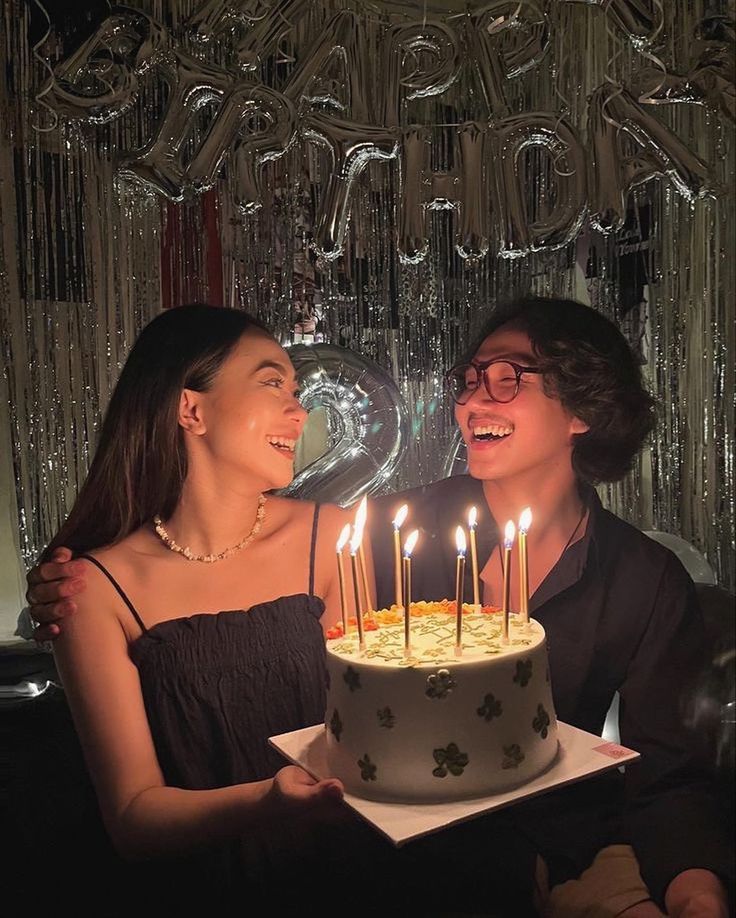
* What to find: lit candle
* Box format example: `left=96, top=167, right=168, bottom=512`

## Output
left=502, top=521, right=515, bottom=643
left=349, top=522, right=367, bottom=652
left=392, top=504, right=409, bottom=609
left=355, top=495, right=373, bottom=614
left=468, top=506, right=480, bottom=609
left=455, top=526, right=467, bottom=655
left=402, top=529, right=419, bottom=656
left=336, top=523, right=351, bottom=636
left=518, top=508, right=532, bottom=625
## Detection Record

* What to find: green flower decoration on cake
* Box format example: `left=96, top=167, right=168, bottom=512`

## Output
left=377, top=707, right=396, bottom=729
left=477, top=693, right=503, bottom=721
left=343, top=666, right=361, bottom=692
left=532, top=703, right=551, bottom=739
left=329, top=708, right=343, bottom=741
left=432, top=743, right=469, bottom=778
left=358, top=754, right=377, bottom=782
left=425, top=668, right=456, bottom=699
left=513, top=659, right=533, bottom=687
left=502, top=744, right=525, bottom=769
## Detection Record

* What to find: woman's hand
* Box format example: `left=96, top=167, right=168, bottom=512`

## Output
left=267, top=765, right=344, bottom=812
left=25, top=547, right=87, bottom=641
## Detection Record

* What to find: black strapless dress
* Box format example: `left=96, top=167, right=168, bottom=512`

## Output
left=125, top=595, right=337, bottom=911
left=129, top=595, right=327, bottom=790
left=80, top=553, right=537, bottom=916
left=127, top=597, right=537, bottom=916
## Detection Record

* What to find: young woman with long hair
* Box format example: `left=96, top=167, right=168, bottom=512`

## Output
left=42, top=304, right=371, bottom=909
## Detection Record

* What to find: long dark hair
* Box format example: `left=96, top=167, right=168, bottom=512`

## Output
left=44, top=304, right=270, bottom=560
left=464, top=297, right=655, bottom=484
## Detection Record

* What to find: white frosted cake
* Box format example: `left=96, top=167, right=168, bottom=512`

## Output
left=325, top=602, right=558, bottom=802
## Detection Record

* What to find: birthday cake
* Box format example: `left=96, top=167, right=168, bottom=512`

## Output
left=325, top=602, right=558, bottom=802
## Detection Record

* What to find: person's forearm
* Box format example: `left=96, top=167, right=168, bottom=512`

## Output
left=111, top=779, right=273, bottom=859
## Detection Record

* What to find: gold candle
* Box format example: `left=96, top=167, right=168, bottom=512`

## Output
left=502, top=521, right=515, bottom=643
left=402, top=529, right=419, bottom=656
left=358, top=549, right=372, bottom=614
left=518, top=508, right=532, bottom=625
left=349, top=525, right=366, bottom=652
left=392, top=504, right=408, bottom=609
left=454, top=526, right=467, bottom=655
left=336, top=523, right=351, bottom=635
left=355, top=495, right=373, bottom=614
left=468, top=506, right=480, bottom=609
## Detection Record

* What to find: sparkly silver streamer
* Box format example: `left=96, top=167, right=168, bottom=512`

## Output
left=0, top=0, right=733, bottom=595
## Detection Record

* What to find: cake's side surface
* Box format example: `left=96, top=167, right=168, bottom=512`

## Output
left=325, top=608, right=558, bottom=802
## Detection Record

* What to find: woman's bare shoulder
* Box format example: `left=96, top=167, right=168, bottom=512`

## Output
left=53, top=556, right=130, bottom=650
left=72, top=530, right=154, bottom=623
left=265, top=496, right=352, bottom=544
left=265, top=495, right=344, bottom=526
left=265, top=494, right=313, bottom=516
left=316, top=502, right=353, bottom=531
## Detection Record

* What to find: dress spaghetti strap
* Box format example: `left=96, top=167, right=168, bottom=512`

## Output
left=308, top=504, right=320, bottom=596
left=78, top=554, right=148, bottom=633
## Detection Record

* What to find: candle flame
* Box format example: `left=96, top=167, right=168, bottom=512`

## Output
left=403, top=528, right=419, bottom=557
left=349, top=518, right=365, bottom=555
left=455, top=526, right=467, bottom=555
left=336, top=523, right=351, bottom=553
left=519, top=507, right=532, bottom=533
left=468, top=506, right=477, bottom=528
left=504, top=520, right=516, bottom=548
left=355, top=494, right=368, bottom=529
left=392, top=503, right=408, bottom=529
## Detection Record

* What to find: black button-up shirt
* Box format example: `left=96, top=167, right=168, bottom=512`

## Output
left=370, top=475, right=733, bottom=906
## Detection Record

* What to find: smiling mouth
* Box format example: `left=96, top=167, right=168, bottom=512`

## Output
left=471, top=422, right=514, bottom=443
left=267, top=435, right=297, bottom=456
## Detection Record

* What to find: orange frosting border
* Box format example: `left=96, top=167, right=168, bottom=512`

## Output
left=326, top=600, right=502, bottom=641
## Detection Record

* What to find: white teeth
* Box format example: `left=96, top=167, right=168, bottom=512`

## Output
left=473, top=423, right=513, bottom=437
left=267, top=435, right=296, bottom=451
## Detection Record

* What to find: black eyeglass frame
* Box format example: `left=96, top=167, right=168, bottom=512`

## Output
left=444, top=359, right=543, bottom=405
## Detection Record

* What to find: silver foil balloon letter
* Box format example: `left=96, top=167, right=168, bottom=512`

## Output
left=495, top=112, right=588, bottom=256
left=188, top=0, right=308, bottom=71
left=398, top=122, right=491, bottom=263
left=285, top=343, right=408, bottom=507
left=588, top=84, right=717, bottom=232
left=470, top=2, right=551, bottom=118
left=288, top=11, right=398, bottom=259
left=382, top=20, right=461, bottom=126
left=563, top=0, right=664, bottom=49
left=187, top=86, right=296, bottom=214
left=41, top=8, right=168, bottom=124
left=304, top=114, right=398, bottom=260
left=119, top=52, right=233, bottom=201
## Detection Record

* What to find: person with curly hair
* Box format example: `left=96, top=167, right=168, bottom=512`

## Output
left=367, top=296, right=732, bottom=918
left=26, top=297, right=733, bottom=916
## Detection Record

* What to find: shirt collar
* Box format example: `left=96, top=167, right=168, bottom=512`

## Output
left=530, top=484, right=603, bottom=611
left=467, top=477, right=604, bottom=611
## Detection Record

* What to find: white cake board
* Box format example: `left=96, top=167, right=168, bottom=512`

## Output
left=269, top=722, right=639, bottom=847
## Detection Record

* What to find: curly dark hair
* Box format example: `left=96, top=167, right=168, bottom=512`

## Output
left=463, top=297, right=656, bottom=484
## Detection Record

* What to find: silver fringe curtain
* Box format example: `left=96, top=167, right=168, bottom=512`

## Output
left=1, top=0, right=734, bottom=589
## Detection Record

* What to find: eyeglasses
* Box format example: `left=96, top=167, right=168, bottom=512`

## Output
left=444, top=359, right=542, bottom=405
